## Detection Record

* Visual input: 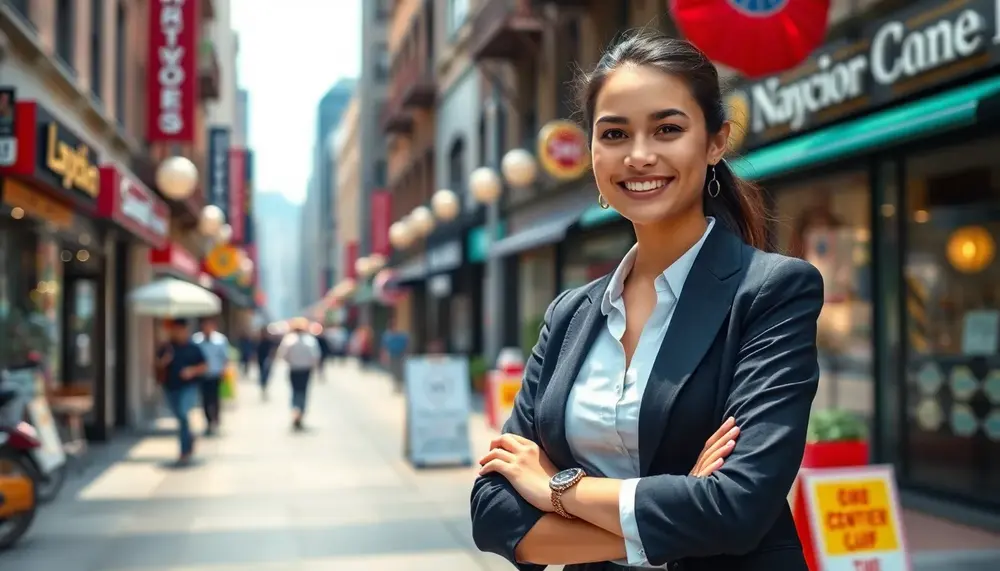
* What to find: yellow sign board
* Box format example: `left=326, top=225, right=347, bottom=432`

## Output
left=801, top=465, right=909, bottom=571
left=498, top=378, right=521, bottom=411
left=44, top=122, right=99, bottom=197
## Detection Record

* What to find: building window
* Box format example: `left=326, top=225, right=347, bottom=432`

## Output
left=901, top=136, right=1000, bottom=507
left=55, top=0, right=75, bottom=72
left=9, top=0, right=31, bottom=26
left=771, top=170, right=874, bottom=430
left=90, top=0, right=103, bottom=102
left=115, top=2, right=126, bottom=126
left=374, top=43, right=390, bottom=81
left=447, top=0, right=469, bottom=36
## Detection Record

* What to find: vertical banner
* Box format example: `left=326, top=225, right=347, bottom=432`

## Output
left=370, top=190, right=392, bottom=256
left=208, top=126, right=230, bottom=218
left=0, top=87, right=16, bottom=167
left=146, top=0, right=198, bottom=143
left=242, top=150, right=254, bottom=243
left=228, top=147, right=246, bottom=243
left=345, top=241, right=359, bottom=279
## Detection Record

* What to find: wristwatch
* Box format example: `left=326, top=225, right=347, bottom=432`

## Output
left=549, top=467, right=586, bottom=519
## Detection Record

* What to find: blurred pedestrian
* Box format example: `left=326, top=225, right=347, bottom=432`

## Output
left=324, top=322, right=349, bottom=364
left=255, top=326, right=276, bottom=400
left=275, top=317, right=321, bottom=430
left=191, top=317, right=230, bottom=436
left=155, top=319, right=207, bottom=465
left=380, top=317, right=409, bottom=392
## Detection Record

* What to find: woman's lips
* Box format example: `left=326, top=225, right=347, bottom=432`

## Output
left=616, top=177, right=674, bottom=199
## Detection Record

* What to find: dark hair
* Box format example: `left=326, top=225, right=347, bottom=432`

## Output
left=576, top=30, right=771, bottom=250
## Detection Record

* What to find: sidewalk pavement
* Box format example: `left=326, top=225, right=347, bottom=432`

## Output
left=0, top=361, right=997, bottom=570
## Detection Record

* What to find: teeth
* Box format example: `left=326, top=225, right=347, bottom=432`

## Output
left=623, top=179, right=667, bottom=192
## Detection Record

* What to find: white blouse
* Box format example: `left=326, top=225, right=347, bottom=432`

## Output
left=564, top=218, right=716, bottom=568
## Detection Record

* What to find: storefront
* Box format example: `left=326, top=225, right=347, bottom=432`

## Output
left=96, top=164, right=170, bottom=429
left=723, top=0, right=1000, bottom=523
left=0, top=99, right=119, bottom=440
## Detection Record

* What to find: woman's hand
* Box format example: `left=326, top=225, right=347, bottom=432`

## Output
left=479, top=433, right=558, bottom=513
left=690, top=416, right=741, bottom=477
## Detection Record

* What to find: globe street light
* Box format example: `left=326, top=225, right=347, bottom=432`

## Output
left=217, top=224, right=233, bottom=243
left=501, top=148, right=538, bottom=188
left=409, top=205, right=435, bottom=237
left=355, top=256, right=372, bottom=278
left=389, top=220, right=414, bottom=249
left=367, top=253, right=387, bottom=273
left=469, top=166, right=502, bottom=204
left=431, top=188, right=460, bottom=221
left=155, top=156, right=199, bottom=200
left=199, top=205, right=226, bottom=237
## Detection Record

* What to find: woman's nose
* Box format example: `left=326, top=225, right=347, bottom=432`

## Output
left=624, top=139, right=657, bottom=168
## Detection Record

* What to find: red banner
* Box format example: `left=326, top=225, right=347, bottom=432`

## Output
left=97, top=164, right=170, bottom=249
left=228, top=148, right=246, bottom=242
left=345, top=241, right=359, bottom=279
left=370, top=191, right=392, bottom=256
left=146, top=0, right=199, bottom=142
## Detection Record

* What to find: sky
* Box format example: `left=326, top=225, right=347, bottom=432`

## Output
left=230, top=0, right=362, bottom=204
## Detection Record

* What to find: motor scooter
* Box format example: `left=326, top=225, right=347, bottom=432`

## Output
left=0, top=388, right=39, bottom=550
left=0, top=367, right=68, bottom=503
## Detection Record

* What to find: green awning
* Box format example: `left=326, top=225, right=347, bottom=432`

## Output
left=579, top=74, right=1000, bottom=229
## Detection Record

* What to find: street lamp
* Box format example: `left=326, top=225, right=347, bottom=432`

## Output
left=501, top=149, right=538, bottom=188
left=155, top=156, right=199, bottom=200
left=368, top=253, right=387, bottom=273
left=409, top=205, right=435, bottom=237
left=355, top=256, right=372, bottom=278
left=389, top=220, right=414, bottom=250
left=431, top=189, right=460, bottom=221
left=469, top=166, right=502, bottom=205
left=217, top=224, right=233, bottom=243
left=199, top=205, right=225, bottom=237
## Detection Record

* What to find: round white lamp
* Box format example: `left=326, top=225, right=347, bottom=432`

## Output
left=199, top=205, right=226, bottom=237
left=239, top=256, right=254, bottom=274
left=155, top=156, right=199, bottom=201
left=470, top=166, right=502, bottom=204
left=501, top=149, right=538, bottom=188
left=431, top=189, right=461, bottom=221
left=389, top=220, right=414, bottom=249
left=217, top=224, right=233, bottom=243
left=354, top=256, right=370, bottom=278
left=409, top=205, right=435, bottom=237
left=368, top=253, right=387, bottom=273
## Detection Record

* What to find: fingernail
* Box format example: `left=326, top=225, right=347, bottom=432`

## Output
left=727, top=440, right=735, bottom=447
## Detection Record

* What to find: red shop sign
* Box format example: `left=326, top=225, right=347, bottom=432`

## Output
left=146, top=0, right=199, bottom=143
left=97, top=165, right=170, bottom=249
left=149, top=243, right=200, bottom=281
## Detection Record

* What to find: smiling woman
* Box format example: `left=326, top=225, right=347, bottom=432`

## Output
left=471, top=29, right=824, bottom=571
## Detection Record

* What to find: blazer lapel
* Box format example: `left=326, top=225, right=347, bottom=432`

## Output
left=638, top=228, right=745, bottom=475
left=537, top=276, right=609, bottom=469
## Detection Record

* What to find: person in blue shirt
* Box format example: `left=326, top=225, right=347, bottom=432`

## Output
left=380, top=317, right=409, bottom=393
left=155, top=319, right=207, bottom=465
left=191, top=317, right=230, bottom=436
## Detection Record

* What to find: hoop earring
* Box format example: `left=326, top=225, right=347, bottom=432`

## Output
left=598, top=193, right=609, bottom=209
left=707, top=165, right=721, bottom=198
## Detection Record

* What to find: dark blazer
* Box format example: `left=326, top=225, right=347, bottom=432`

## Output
left=470, top=227, right=824, bottom=571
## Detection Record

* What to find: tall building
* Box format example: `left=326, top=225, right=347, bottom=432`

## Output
left=255, top=192, right=302, bottom=320
left=299, top=79, right=357, bottom=308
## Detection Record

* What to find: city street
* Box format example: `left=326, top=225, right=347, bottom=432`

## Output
left=1, top=362, right=999, bottom=570
left=0, top=362, right=512, bottom=571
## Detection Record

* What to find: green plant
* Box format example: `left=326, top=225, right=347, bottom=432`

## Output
left=0, top=306, right=56, bottom=368
left=807, top=409, right=868, bottom=443
left=469, top=355, right=489, bottom=380
left=521, top=315, right=545, bottom=359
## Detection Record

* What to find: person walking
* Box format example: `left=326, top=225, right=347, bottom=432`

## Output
left=155, top=319, right=207, bottom=465
left=255, top=326, right=277, bottom=400
left=275, top=318, right=321, bottom=430
left=380, top=317, right=409, bottom=392
left=191, top=317, right=230, bottom=436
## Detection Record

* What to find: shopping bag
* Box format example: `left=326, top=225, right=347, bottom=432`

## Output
left=219, top=365, right=236, bottom=400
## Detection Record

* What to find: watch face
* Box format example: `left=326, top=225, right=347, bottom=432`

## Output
left=552, top=468, right=584, bottom=487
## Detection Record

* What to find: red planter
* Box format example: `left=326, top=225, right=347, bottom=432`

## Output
left=801, top=439, right=869, bottom=469
left=795, top=440, right=869, bottom=571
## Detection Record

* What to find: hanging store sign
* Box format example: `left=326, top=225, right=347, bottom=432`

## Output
left=204, top=243, right=241, bottom=279
left=537, top=120, right=590, bottom=181
left=730, top=0, right=1000, bottom=148
left=207, top=126, right=230, bottom=221
left=146, top=0, right=199, bottom=142
left=97, top=164, right=170, bottom=249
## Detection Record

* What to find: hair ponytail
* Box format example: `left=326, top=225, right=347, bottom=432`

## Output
left=704, top=160, right=771, bottom=251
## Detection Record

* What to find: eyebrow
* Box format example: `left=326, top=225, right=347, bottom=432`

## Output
left=595, top=108, right=689, bottom=125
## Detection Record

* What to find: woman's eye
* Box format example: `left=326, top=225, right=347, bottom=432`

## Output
left=656, top=124, right=683, bottom=135
left=600, top=129, right=627, bottom=140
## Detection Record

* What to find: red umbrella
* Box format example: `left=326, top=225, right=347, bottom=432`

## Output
left=671, top=0, right=831, bottom=78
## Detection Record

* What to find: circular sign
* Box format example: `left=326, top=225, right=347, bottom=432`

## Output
left=727, top=0, right=789, bottom=16
left=537, top=120, right=590, bottom=181
left=204, top=244, right=240, bottom=278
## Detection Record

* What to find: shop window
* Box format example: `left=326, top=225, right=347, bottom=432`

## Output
left=771, top=171, right=875, bottom=427
left=518, top=247, right=556, bottom=356
left=561, top=229, right=635, bottom=292
left=902, top=137, right=1000, bottom=506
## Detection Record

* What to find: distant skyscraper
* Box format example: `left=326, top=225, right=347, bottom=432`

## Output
left=254, top=192, right=302, bottom=320
left=299, top=78, right=357, bottom=307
